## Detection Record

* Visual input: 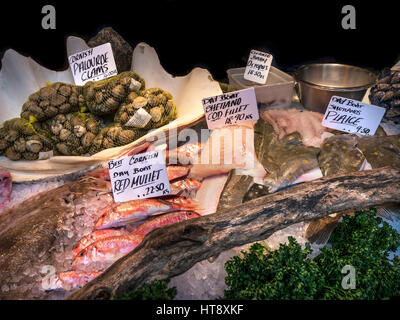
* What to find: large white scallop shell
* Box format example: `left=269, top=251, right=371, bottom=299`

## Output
left=0, top=38, right=222, bottom=182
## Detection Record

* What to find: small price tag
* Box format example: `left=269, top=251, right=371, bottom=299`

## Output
left=124, top=108, right=152, bottom=128
left=202, top=88, right=259, bottom=130
left=322, top=96, right=386, bottom=136
left=244, top=49, right=273, bottom=84
left=38, top=150, right=54, bottom=160
left=68, top=43, right=118, bottom=86
left=108, top=150, right=170, bottom=203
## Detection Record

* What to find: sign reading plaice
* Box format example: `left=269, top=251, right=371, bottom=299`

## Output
left=202, top=88, right=259, bottom=130
left=322, top=96, right=386, bottom=136
left=68, top=43, right=118, bottom=86
left=107, top=150, right=170, bottom=203
left=244, top=49, right=273, bottom=84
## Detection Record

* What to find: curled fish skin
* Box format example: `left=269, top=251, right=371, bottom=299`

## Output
left=166, top=166, right=190, bottom=181
left=167, top=142, right=204, bottom=165
left=169, top=178, right=202, bottom=196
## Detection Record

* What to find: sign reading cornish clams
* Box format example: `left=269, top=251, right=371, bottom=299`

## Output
left=68, top=43, right=118, bottom=86
left=322, top=96, right=386, bottom=136
left=108, top=150, right=170, bottom=203
left=202, top=88, right=259, bottom=130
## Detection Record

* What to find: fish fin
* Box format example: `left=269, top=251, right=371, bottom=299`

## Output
left=305, top=215, right=342, bottom=245
left=377, top=203, right=400, bottom=222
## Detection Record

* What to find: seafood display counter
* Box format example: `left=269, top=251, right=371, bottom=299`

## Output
left=0, top=27, right=400, bottom=301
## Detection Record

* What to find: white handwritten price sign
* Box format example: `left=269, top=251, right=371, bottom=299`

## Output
left=108, top=150, right=170, bottom=203
left=202, top=88, right=259, bottom=130
left=68, top=43, right=118, bottom=86
left=244, top=50, right=273, bottom=84
left=322, top=96, right=386, bottom=136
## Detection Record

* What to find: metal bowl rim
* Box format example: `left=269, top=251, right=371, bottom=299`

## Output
left=294, top=63, right=377, bottom=92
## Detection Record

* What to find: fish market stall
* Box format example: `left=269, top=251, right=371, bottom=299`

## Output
left=1, top=27, right=400, bottom=301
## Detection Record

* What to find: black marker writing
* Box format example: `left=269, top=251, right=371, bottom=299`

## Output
left=325, top=110, right=363, bottom=126
left=131, top=169, right=163, bottom=189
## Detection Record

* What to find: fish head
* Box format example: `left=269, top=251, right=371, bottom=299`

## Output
left=72, top=246, right=93, bottom=269
left=0, top=168, right=12, bottom=213
left=94, top=213, right=108, bottom=230
left=184, top=211, right=201, bottom=220
left=94, top=206, right=115, bottom=230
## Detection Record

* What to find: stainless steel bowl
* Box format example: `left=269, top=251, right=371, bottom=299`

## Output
left=294, top=63, right=377, bottom=113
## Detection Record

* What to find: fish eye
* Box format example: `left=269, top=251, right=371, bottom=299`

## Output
left=188, top=212, right=192, bottom=216
left=79, top=251, right=85, bottom=257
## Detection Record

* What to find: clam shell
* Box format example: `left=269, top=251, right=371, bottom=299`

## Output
left=0, top=40, right=222, bottom=182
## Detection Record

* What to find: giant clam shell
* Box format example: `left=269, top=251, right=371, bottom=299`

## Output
left=0, top=38, right=221, bottom=182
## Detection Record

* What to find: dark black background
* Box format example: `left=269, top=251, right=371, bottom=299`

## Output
left=0, top=0, right=399, bottom=81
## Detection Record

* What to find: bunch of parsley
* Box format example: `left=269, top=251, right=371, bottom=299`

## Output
left=114, top=279, right=177, bottom=300
left=223, top=208, right=400, bottom=300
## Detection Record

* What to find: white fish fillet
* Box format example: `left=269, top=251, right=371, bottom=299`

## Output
left=261, top=109, right=332, bottom=148
left=190, top=122, right=267, bottom=180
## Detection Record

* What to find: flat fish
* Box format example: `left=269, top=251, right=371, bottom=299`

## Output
left=318, top=134, right=400, bottom=176
left=318, top=135, right=366, bottom=176
left=218, top=119, right=321, bottom=206
left=217, top=172, right=254, bottom=211
left=256, top=121, right=320, bottom=193
left=357, top=134, right=400, bottom=169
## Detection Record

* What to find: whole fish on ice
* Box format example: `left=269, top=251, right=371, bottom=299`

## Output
left=94, top=197, right=201, bottom=230
left=73, top=229, right=130, bottom=256
left=42, top=271, right=102, bottom=291
left=130, top=211, right=201, bottom=236
left=72, top=234, right=144, bottom=270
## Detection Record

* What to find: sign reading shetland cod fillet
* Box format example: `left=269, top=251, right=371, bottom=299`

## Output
left=108, top=150, right=171, bottom=203
left=244, top=49, right=273, bottom=84
left=322, top=96, right=386, bottom=136
left=68, top=43, right=118, bottom=85
left=202, top=88, right=259, bottom=130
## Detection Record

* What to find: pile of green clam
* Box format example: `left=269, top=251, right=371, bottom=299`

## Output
left=0, top=71, right=178, bottom=160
